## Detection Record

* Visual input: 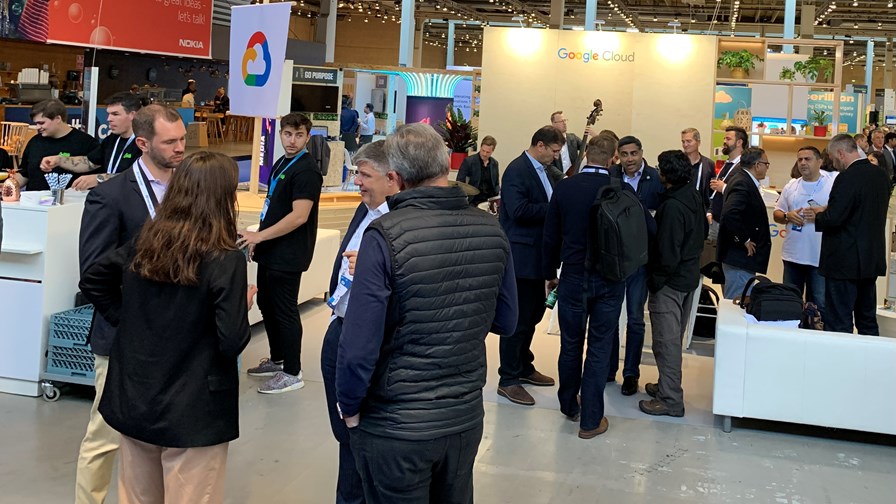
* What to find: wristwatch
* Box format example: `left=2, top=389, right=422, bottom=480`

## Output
left=96, top=174, right=109, bottom=184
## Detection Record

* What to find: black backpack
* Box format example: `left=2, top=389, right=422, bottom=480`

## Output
left=738, top=276, right=803, bottom=321
left=585, top=177, right=648, bottom=282
left=693, top=285, right=720, bottom=338
left=307, top=135, right=331, bottom=176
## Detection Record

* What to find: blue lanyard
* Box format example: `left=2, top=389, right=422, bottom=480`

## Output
left=268, top=151, right=306, bottom=196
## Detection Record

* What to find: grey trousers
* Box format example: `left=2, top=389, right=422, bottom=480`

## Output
left=647, top=286, right=693, bottom=411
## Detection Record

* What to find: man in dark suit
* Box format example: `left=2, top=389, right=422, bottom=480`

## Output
left=869, top=128, right=894, bottom=183
left=456, top=135, right=500, bottom=206
left=607, top=135, right=662, bottom=395
left=320, top=140, right=398, bottom=504
left=497, top=125, right=564, bottom=406
left=709, top=126, right=747, bottom=240
left=550, top=111, right=585, bottom=176
left=681, top=127, right=715, bottom=213
left=717, top=147, right=772, bottom=300
left=75, top=105, right=185, bottom=504
left=806, top=134, right=891, bottom=335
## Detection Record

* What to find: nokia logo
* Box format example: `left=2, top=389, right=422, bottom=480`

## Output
left=179, top=39, right=205, bottom=49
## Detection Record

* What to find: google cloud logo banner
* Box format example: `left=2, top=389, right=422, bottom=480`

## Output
left=243, top=31, right=272, bottom=87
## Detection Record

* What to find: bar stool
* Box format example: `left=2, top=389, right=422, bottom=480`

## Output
left=0, top=122, right=29, bottom=169
left=206, top=113, right=224, bottom=144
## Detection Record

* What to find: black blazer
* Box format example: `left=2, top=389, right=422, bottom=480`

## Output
left=551, top=133, right=585, bottom=175
left=80, top=243, right=250, bottom=448
left=816, top=159, right=891, bottom=280
left=329, top=203, right=368, bottom=296
left=499, top=152, right=554, bottom=279
left=709, top=160, right=742, bottom=222
left=609, top=163, right=664, bottom=211
left=717, top=171, right=771, bottom=274
left=79, top=166, right=151, bottom=356
left=694, top=155, right=716, bottom=212
left=456, top=153, right=500, bottom=195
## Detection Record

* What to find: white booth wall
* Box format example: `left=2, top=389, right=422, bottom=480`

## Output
left=479, top=28, right=716, bottom=166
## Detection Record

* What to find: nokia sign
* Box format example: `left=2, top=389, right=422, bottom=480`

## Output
left=179, top=39, right=205, bottom=49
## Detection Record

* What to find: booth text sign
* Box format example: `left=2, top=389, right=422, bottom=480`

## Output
left=46, top=0, right=212, bottom=57
left=293, top=66, right=339, bottom=85
left=229, top=3, right=291, bottom=118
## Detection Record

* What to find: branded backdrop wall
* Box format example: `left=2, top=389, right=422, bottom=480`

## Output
left=479, top=28, right=717, bottom=168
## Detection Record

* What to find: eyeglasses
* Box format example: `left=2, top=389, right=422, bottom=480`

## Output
left=756, top=161, right=770, bottom=166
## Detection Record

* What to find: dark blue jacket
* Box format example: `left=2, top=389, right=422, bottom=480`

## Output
left=610, top=162, right=664, bottom=212
left=499, top=152, right=555, bottom=279
left=328, top=203, right=368, bottom=297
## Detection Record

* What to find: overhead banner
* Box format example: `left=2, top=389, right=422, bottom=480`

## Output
left=228, top=3, right=291, bottom=118
left=44, top=0, right=212, bottom=57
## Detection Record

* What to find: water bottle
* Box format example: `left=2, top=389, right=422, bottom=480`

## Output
left=545, top=288, right=558, bottom=310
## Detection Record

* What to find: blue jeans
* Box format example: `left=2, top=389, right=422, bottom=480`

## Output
left=782, top=261, right=825, bottom=313
left=722, top=263, right=756, bottom=300
left=609, top=265, right=648, bottom=379
left=556, top=269, right=625, bottom=431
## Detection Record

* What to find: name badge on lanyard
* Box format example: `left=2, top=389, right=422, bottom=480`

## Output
left=260, top=151, right=305, bottom=222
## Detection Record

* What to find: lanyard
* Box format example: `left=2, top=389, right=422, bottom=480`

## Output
left=694, top=162, right=703, bottom=189
left=108, top=135, right=135, bottom=174
left=268, top=151, right=305, bottom=196
left=798, top=177, right=824, bottom=201
left=134, top=160, right=161, bottom=219
left=580, top=166, right=610, bottom=175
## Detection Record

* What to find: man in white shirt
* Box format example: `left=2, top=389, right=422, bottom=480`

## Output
left=549, top=111, right=585, bottom=177
left=773, top=146, right=834, bottom=313
left=320, top=140, right=398, bottom=504
left=359, top=103, right=376, bottom=146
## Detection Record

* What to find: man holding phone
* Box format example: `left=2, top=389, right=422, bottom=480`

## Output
left=773, top=146, right=835, bottom=313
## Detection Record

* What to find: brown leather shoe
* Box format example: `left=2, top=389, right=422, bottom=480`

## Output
left=639, top=399, right=684, bottom=417
left=578, top=417, right=609, bottom=439
left=645, top=382, right=659, bottom=398
left=497, top=385, right=535, bottom=406
left=520, top=370, right=555, bottom=387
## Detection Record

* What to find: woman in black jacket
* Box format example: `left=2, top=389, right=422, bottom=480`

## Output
left=80, top=151, right=252, bottom=504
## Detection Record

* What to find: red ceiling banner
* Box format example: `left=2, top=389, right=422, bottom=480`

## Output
left=42, top=0, right=213, bottom=58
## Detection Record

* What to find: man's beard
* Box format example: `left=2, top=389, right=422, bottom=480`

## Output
left=722, top=144, right=732, bottom=156
left=148, top=147, right=180, bottom=170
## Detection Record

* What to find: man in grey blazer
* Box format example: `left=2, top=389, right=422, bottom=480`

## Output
left=456, top=135, right=500, bottom=206
left=550, top=111, right=585, bottom=177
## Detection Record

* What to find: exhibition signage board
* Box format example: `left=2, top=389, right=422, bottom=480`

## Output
left=44, top=0, right=212, bottom=58
left=229, top=2, right=291, bottom=118
left=712, top=86, right=753, bottom=161
left=478, top=28, right=716, bottom=165
left=807, top=92, right=861, bottom=134
left=293, top=66, right=339, bottom=85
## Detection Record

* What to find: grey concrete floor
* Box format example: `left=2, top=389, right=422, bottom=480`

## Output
left=1, top=300, right=894, bottom=503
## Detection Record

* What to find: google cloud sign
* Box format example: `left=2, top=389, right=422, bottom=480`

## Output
left=557, top=48, right=636, bottom=63
left=243, top=31, right=272, bottom=87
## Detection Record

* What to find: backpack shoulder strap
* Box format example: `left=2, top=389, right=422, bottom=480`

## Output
left=738, top=276, right=763, bottom=307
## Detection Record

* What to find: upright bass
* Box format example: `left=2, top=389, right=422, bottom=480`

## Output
left=568, top=99, right=604, bottom=177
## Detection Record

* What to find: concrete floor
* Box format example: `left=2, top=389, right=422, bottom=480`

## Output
left=1, top=300, right=894, bottom=503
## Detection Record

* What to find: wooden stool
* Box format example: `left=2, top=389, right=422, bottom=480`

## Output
left=206, top=113, right=224, bottom=144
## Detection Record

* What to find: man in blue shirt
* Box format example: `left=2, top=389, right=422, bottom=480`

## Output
left=336, top=124, right=517, bottom=503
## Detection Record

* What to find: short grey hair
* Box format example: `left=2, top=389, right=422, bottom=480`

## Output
left=829, top=133, right=858, bottom=154
left=353, top=140, right=389, bottom=175
left=681, top=127, right=701, bottom=142
left=385, top=124, right=448, bottom=187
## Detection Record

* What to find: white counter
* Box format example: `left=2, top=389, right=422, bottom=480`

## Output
left=0, top=194, right=85, bottom=396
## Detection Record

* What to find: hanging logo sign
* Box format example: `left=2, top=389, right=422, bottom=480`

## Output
left=229, top=3, right=291, bottom=117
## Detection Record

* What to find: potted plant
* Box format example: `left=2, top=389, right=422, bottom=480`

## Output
left=757, top=121, right=767, bottom=133
left=794, top=56, right=834, bottom=83
left=439, top=106, right=478, bottom=170
left=717, top=50, right=763, bottom=79
left=779, top=67, right=797, bottom=81
left=811, top=108, right=830, bottom=137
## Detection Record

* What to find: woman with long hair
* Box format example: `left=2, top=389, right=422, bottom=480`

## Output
left=80, top=151, right=252, bottom=504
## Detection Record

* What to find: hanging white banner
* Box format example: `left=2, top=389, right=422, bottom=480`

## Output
left=228, top=3, right=292, bottom=118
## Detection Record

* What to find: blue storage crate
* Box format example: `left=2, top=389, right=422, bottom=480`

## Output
left=46, top=305, right=95, bottom=380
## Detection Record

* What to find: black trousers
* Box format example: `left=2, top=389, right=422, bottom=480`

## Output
left=256, top=264, right=303, bottom=375
left=825, top=278, right=879, bottom=335
left=350, top=424, right=483, bottom=504
left=498, top=277, right=546, bottom=387
left=321, top=316, right=366, bottom=504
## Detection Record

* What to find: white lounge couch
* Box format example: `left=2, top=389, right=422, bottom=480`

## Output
left=246, top=228, right=341, bottom=325
left=713, top=301, right=896, bottom=435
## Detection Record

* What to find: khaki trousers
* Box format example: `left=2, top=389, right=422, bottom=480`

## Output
left=75, top=354, right=120, bottom=504
left=118, top=435, right=229, bottom=504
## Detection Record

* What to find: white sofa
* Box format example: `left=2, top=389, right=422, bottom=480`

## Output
left=246, top=228, right=341, bottom=325
left=713, top=301, right=896, bottom=435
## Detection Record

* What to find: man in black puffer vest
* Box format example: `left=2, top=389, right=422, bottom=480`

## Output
left=336, top=123, right=518, bottom=503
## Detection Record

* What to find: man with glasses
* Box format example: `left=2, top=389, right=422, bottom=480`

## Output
left=497, top=125, right=564, bottom=406
left=717, top=147, right=772, bottom=299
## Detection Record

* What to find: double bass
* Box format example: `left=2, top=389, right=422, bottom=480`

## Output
left=568, top=99, right=604, bottom=177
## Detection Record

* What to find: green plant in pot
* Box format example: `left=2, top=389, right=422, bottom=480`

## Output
left=794, top=56, right=834, bottom=83
left=439, top=106, right=478, bottom=169
left=779, top=66, right=797, bottom=81
left=717, top=50, right=763, bottom=79
left=811, top=108, right=830, bottom=137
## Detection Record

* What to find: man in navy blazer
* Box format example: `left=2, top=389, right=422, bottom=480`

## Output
left=456, top=135, right=500, bottom=206
left=497, top=125, right=565, bottom=406
left=321, top=140, right=399, bottom=504
left=607, top=135, right=663, bottom=396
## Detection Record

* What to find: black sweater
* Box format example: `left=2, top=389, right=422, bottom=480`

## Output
left=648, top=183, right=707, bottom=293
